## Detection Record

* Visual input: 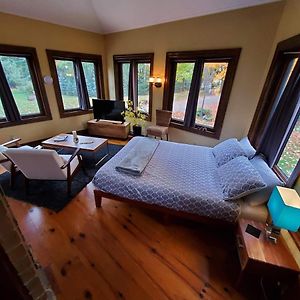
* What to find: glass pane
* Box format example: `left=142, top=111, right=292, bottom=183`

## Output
left=0, top=55, right=41, bottom=116
left=277, top=115, right=300, bottom=177
left=172, top=62, right=195, bottom=121
left=137, top=63, right=150, bottom=114
left=82, top=62, right=98, bottom=107
left=122, top=63, right=130, bottom=105
left=0, top=95, right=6, bottom=120
left=270, top=57, right=298, bottom=117
left=55, top=60, right=80, bottom=110
left=196, top=62, right=228, bottom=128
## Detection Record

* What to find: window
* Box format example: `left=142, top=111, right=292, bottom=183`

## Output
left=0, top=44, right=51, bottom=128
left=277, top=115, right=300, bottom=178
left=114, top=54, right=153, bottom=120
left=163, top=49, right=241, bottom=139
left=249, top=34, right=300, bottom=184
left=47, top=50, right=105, bottom=118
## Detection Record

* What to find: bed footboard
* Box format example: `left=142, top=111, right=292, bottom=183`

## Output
left=93, top=189, right=234, bottom=228
left=94, top=190, right=103, bottom=207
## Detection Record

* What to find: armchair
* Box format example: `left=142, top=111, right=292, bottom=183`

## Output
left=4, top=147, right=82, bottom=196
left=146, top=110, right=172, bottom=140
left=0, top=138, right=21, bottom=187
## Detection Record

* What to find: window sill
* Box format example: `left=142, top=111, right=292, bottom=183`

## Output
left=170, top=122, right=221, bottom=139
left=0, top=115, right=52, bottom=128
left=272, top=165, right=288, bottom=184
left=59, top=109, right=93, bottom=118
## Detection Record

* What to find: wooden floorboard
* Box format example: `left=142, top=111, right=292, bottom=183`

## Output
left=7, top=182, right=249, bottom=300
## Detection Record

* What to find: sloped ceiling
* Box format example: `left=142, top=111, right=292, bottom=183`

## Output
left=0, top=0, right=280, bottom=34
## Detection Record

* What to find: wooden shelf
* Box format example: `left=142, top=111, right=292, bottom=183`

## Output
left=87, top=119, right=130, bottom=139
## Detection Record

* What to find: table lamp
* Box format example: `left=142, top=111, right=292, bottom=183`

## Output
left=266, top=186, right=300, bottom=243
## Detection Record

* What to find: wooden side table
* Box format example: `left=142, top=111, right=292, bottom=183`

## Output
left=236, top=219, right=299, bottom=291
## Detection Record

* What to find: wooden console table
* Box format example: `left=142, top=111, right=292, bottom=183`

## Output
left=87, top=119, right=130, bottom=139
left=236, top=218, right=299, bottom=296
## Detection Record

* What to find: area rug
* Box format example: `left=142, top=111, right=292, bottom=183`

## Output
left=0, top=144, right=123, bottom=212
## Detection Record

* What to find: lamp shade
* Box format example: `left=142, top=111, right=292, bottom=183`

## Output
left=267, top=186, right=300, bottom=232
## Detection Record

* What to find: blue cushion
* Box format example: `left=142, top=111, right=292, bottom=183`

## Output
left=244, top=155, right=284, bottom=206
left=239, top=137, right=256, bottom=158
left=218, top=156, right=266, bottom=200
left=213, top=138, right=246, bottom=166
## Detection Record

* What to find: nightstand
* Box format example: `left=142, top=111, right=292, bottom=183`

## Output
left=236, top=219, right=299, bottom=289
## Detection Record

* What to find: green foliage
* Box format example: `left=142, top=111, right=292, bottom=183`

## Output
left=55, top=60, right=97, bottom=98
left=174, top=62, right=228, bottom=94
left=82, top=62, right=97, bottom=98
left=196, top=108, right=213, bottom=121
left=138, top=63, right=150, bottom=96
left=0, top=55, right=35, bottom=96
left=122, top=62, right=150, bottom=97
left=55, top=60, right=78, bottom=97
left=123, top=100, right=147, bottom=126
left=277, top=117, right=300, bottom=177
left=174, top=63, right=194, bottom=93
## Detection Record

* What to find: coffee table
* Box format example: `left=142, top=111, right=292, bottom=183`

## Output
left=42, top=134, right=109, bottom=166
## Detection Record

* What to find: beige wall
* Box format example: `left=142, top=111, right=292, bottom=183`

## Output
left=274, top=0, right=300, bottom=42
left=0, top=12, right=105, bottom=144
left=105, top=3, right=284, bottom=146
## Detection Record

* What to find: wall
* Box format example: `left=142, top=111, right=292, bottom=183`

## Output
left=105, top=3, right=284, bottom=146
left=0, top=12, right=105, bottom=144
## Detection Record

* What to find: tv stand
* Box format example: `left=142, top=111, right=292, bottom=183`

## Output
left=88, top=119, right=130, bottom=139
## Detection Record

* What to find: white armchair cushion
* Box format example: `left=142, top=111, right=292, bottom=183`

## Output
left=5, top=148, right=79, bottom=180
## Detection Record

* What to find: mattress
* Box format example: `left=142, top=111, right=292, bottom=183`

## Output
left=93, top=137, right=241, bottom=222
left=239, top=201, right=268, bottom=223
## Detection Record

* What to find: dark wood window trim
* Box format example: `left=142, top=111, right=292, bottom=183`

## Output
left=249, top=34, right=300, bottom=145
left=47, top=50, right=105, bottom=118
left=0, top=44, right=52, bottom=128
left=113, top=53, right=154, bottom=121
left=249, top=34, right=300, bottom=183
left=162, top=49, right=241, bottom=139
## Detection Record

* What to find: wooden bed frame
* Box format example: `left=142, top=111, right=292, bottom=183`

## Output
left=94, top=189, right=234, bottom=228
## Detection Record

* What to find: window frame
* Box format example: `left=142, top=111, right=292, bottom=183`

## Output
left=249, top=34, right=300, bottom=183
left=0, top=44, right=52, bottom=128
left=46, top=50, right=105, bottom=118
left=163, top=49, right=241, bottom=139
left=113, top=53, right=154, bottom=121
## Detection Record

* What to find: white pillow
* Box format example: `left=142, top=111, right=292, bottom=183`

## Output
left=218, top=156, right=266, bottom=201
left=239, top=137, right=256, bottom=159
left=244, top=155, right=284, bottom=206
left=213, top=138, right=247, bottom=167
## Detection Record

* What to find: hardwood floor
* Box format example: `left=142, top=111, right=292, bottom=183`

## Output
left=6, top=182, right=249, bottom=300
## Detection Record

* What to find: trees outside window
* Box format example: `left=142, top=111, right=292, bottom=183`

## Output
left=114, top=54, right=153, bottom=120
left=47, top=50, right=105, bottom=118
left=0, top=44, right=51, bottom=128
left=163, top=49, right=241, bottom=139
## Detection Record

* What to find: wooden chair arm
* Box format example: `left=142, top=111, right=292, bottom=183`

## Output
left=0, top=158, right=10, bottom=164
left=61, top=148, right=81, bottom=169
left=2, top=138, right=22, bottom=147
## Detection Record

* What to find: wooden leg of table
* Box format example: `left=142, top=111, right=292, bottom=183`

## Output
left=95, top=196, right=102, bottom=208
left=162, top=214, right=170, bottom=225
left=24, top=178, right=29, bottom=196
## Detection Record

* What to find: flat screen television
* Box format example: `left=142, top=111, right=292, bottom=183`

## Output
left=92, top=99, right=125, bottom=122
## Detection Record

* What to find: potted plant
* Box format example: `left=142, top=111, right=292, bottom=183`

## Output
left=122, top=100, right=147, bottom=136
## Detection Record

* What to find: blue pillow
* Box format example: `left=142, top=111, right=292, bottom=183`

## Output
left=213, top=138, right=246, bottom=166
left=244, top=155, right=284, bottom=206
left=218, top=156, right=266, bottom=200
left=239, top=137, right=256, bottom=158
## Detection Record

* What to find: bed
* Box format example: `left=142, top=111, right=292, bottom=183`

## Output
left=93, top=137, right=271, bottom=224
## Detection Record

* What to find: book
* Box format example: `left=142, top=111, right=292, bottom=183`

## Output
left=53, top=135, right=68, bottom=142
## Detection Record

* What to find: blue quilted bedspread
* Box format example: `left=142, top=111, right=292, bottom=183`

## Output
left=93, top=137, right=241, bottom=222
